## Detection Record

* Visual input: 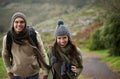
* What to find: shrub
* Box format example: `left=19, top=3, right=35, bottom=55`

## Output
left=89, top=28, right=105, bottom=50
left=103, top=13, right=120, bottom=56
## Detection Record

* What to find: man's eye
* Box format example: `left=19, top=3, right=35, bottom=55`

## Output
left=15, top=21, right=18, bottom=23
left=14, top=21, right=25, bottom=23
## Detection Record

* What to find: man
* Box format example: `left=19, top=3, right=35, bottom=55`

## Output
left=2, top=12, right=48, bottom=79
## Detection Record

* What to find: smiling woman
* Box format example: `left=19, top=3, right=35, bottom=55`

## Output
left=47, top=20, right=83, bottom=79
left=57, top=35, right=69, bottom=47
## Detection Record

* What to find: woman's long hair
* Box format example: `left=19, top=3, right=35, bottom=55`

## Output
left=52, top=39, right=79, bottom=60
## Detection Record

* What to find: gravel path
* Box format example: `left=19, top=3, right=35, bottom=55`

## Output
left=81, top=53, right=120, bottom=79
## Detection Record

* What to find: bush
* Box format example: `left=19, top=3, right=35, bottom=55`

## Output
left=103, top=13, right=120, bottom=56
left=89, top=13, right=120, bottom=56
left=89, top=28, right=105, bottom=50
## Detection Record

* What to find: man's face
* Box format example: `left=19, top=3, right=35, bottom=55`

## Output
left=13, top=17, right=26, bottom=34
left=57, top=35, right=69, bottom=47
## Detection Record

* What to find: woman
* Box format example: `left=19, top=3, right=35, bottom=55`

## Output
left=48, top=20, right=83, bottom=79
left=2, top=12, right=48, bottom=79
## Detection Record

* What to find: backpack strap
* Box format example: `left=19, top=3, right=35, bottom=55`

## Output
left=28, top=26, right=50, bottom=69
left=28, top=26, right=38, bottom=48
left=6, top=31, right=13, bottom=65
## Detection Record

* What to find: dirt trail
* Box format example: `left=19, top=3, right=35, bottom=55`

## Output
left=81, top=52, right=120, bottom=79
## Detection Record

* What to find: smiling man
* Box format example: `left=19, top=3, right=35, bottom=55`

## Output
left=2, top=12, right=48, bottom=79
left=13, top=17, right=26, bottom=33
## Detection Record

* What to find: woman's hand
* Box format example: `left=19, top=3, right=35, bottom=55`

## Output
left=71, top=65, right=77, bottom=76
left=71, top=65, right=77, bottom=73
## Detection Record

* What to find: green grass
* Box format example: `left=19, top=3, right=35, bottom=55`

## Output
left=102, top=57, right=120, bottom=74
left=81, top=47, right=108, bottom=57
left=78, top=75, right=92, bottom=79
left=0, top=58, right=8, bottom=79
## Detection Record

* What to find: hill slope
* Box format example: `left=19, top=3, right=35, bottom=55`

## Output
left=0, top=3, right=104, bottom=50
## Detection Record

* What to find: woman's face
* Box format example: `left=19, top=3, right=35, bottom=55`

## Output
left=57, top=35, right=69, bottom=47
left=13, top=17, right=26, bottom=34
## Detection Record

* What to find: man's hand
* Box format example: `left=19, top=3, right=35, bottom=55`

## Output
left=43, top=75, right=48, bottom=79
left=8, top=72, right=14, bottom=79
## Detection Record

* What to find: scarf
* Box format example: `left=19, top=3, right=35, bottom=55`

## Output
left=11, top=27, right=29, bottom=45
left=55, top=44, right=73, bottom=62
left=51, top=44, right=81, bottom=79
left=55, top=44, right=82, bottom=67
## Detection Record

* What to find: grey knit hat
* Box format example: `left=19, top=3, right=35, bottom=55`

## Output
left=11, top=12, right=26, bottom=28
left=55, top=20, right=71, bottom=39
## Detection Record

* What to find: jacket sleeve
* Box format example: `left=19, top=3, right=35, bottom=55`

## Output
left=47, top=48, right=55, bottom=66
left=76, top=47, right=83, bottom=76
left=36, top=31, right=49, bottom=75
left=2, top=35, right=12, bottom=73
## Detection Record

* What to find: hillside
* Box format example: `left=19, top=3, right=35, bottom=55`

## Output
left=0, top=0, right=90, bottom=33
left=34, top=6, right=104, bottom=48
left=0, top=2, right=105, bottom=53
left=0, top=3, right=78, bottom=33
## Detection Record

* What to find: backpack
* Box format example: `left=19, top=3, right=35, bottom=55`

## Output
left=6, top=26, right=38, bottom=64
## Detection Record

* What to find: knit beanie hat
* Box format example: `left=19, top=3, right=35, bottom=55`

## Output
left=55, top=20, right=71, bottom=39
left=11, top=12, right=27, bottom=28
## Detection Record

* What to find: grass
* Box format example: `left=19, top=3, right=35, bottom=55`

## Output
left=81, top=47, right=109, bottom=57
left=102, top=57, right=120, bottom=74
left=78, top=75, right=92, bottom=79
left=0, top=58, right=8, bottom=79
